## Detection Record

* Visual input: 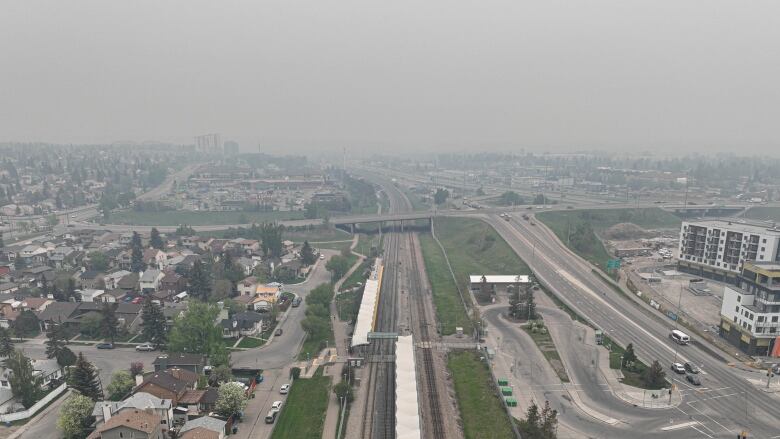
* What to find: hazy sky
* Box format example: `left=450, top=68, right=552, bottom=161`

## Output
left=2, top=1, right=780, bottom=155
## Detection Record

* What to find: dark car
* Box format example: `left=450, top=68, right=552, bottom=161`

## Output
left=96, top=343, right=114, bottom=350
left=275, top=328, right=283, bottom=336
left=686, top=374, right=701, bottom=386
left=684, top=362, right=700, bottom=374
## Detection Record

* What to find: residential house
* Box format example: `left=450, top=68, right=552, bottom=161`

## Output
left=220, top=311, right=264, bottom=338
left=152, top=353, right=208, bottom=374
left=228, top=238, right=260, bottom=255
left=78, top=270, right=105, bottom=289
left=179, top=416, right=226, bottom=439
left=0, top=283, right=18, bottom=295
left=116, top=272, right=139, bottom=292
left=0, top=359, right=64, bottom=412
left=237, top=276, right=258, bottom=296
left=140, top=269, right=164, bottom=292
left=103, top=270, right=131, bottom=290
left=236, top=257, right=256, bottom=275
left=119, top=233, right=134, bottom=246
left=86, top=409, right=165, bottom=439
left=93, top=392, right=174, bottom=429
left=159, top=271, right=186, bottom=293
left=35, top=301, right=80, bottom=331
left=19, top=245, right=48, bottom=264
left=175, top=387, right=218, bottom=421
left=116, top=250, right=132, bottom=270
left=79, top=289, right=113, bottom=303
left=144, top=248, right=167, bottom=271
left=252, top=284, right=281, bottom=311
left=48, top=246, right=79, bottom=269
left=133, top=368, right=198, bottom=406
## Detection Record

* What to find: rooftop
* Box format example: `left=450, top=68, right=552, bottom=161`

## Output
left=684, top=219, right=780, bottom=236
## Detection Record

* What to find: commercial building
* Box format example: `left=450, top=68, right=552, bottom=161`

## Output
left=720, top=262, right=780, bottom=357
left=194, top=133, right=222, bottom=154
left=677, top=219, right=780, bottom=284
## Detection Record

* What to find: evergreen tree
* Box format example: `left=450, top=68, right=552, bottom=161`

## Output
left=99, top=303, right=119, bottom=343
left=525, top=287, right=537, bottom=320
left=300, top=241, right=316, bottom=265
left=642, top=360, right=667, bottom=389
left=130, top=231, right=145, bottom=272
left=540, top=400, right=559, bottom=438
left=4, top=349, right=43, bottom=408
left=69, top=352, right=102, bottom=400
left=508, top=285, right=520, bottom=318
left=150, top=227, right=164, bottom=250
left=13, top=310, right=40, bottom=338
left=141, top=297, right=167, bottom=349
left=187, top=260, right=212, bottom=301
left=168, top=301, right=229, bottom=367
left=623, top=343, right=637, bottom=369
left=0, top=327, right=13, bottom=357
left=45, top=322, right=67, bottom=360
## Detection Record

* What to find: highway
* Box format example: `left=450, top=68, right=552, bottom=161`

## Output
left=484, top=213, right=780, bottom=438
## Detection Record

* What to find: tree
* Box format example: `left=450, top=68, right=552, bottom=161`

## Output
left=150, top=227, right=164, bottom=250
left=100, top=303, right=119, bottom=343
left=70, top=353, right=102, bottom=400
left=87, top=251, right=109, bottom=272
left=13, top=310, right=40, bottom=338
left=508, top=285, right=520, bottom=319
left=168, top=301, right=229, bottom=367
left=4, top=349, right=43, bottom=408
left=519, top=400, right=558, bottom=439
left=106, top=370, right=134, bottom=401
left=175, top=224, right=196, bottom=236
left=208, top=365, right=233, bottom=387
left=45, top=322, right=68, bottom=363
left=215, top=382, right=249, bottom=417
left=623, top=343, right=637, bottom=369
left=478, top=275, right=492, bottom=303
left=300, top=241, right=317, bottom=266
left=434, top=188, right=449, bottom=205
left=130, top=361, right=144, bottom=376
left=642, top=360, right=667, bottom=389
left=325, top=255, right=350, bottom=282
left=57, top=347, right=77, bottom=368
left=57, top=393, right=94, bottom=439
left=46, top=214, right=59, bottom=227
left=0, top=327, right=13, bottom=357
left=525, top=287, right=536, bottom=320
left=540, top=400, right=559, bottom=438
left=186, top=260, right=212, bottom=301
left=130, top=231, right=145, bottom=272
left=141, top=297, right=167, bottom=349
left=499, top=191, right=524, bottom=206
left=333, top=381, right=354, bottom=402
left=533, top=193, right=548, bottom=205
left=259, top=223, right=284, bottom=258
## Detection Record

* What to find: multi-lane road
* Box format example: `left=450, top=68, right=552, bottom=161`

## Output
left=485, top=213, right=780, bottom=438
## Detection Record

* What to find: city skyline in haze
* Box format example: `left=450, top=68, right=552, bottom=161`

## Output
left=2, top=1, right=780, bottom=156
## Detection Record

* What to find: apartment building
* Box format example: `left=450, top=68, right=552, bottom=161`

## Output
left=677, top=219, right=780, bottom=284
left=720, top=262, right=780, bottom=357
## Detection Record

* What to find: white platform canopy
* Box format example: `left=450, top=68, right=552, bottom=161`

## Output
left=395, top=335, right=421, bottom=439
left=351, top=259, right=383, bottom=348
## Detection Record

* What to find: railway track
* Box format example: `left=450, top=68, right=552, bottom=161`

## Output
left=406, top=232, right=446, bottom=438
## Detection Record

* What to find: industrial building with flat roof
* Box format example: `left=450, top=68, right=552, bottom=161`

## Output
left=677, top=219, right=780, bottom=284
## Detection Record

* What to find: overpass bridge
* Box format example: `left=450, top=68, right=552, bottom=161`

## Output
left=331, top=211, right=434, bottom=232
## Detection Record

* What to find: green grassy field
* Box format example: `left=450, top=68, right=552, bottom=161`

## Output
left=536, top=207, right=681, bottom=269
left=270, top=369, right=331, bottom=439
left=419, top=233, right=473, bottom=335
left=340, top=259, right=369, bottom=292
left=448, top=350, right=515, bottom=439
left=743, top=206, right=780, bottom=222
left=109, top=209, right=304, bottom=226
left=286, top=227, right=351, bottom=243
left=336, top=289, right=361, bottom=322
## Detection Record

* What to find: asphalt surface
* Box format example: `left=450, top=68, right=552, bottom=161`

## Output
left=484, top=214, right=780, bottom=438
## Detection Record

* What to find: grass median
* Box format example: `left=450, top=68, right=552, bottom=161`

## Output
left=448, top=350, right=515, bottom=439
left=270, top=369, right=331, bottom=439
left=521, top=320, right=570, bottom=383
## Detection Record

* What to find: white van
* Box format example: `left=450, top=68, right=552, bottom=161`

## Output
left=669, top=329, right=690, bottom=345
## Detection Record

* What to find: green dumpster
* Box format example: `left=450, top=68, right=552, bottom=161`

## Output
left=500, top=386, right=513, bottom=396
left=505, top=397, right=517, bottom=407
left=497, top=378, right=509, bottom=386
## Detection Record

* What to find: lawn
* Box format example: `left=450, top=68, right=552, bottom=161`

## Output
left=448, top=350, right=515, bottom=439
left=419, top=232, right=473, bottom=335
left=340, top=259, right=369, bottom=292
left=602, top=335, right=668, bottom=390
left=108, top=209, right=304, bottom=226
left=536, top=207, right=681, bottom=269
left=402, top=187, right=431, bottom=212
left=336, top=289, right=362, bottom=323
left=237, top=336, right=265, bottom=348
left=270, top=369, right=331, bottom=439
left=285, top=226, right=352, bottom=243
left=521, top=321, right=569, bottom=382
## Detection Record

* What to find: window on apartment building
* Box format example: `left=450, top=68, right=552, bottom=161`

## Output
left=763, top=239, right=767, bottom=243
left=762, top=247, right=766, bottom=252
left=748, top=324, right=752, bottom=331
left=756, top=327, right=763, bottom=333
left=772, top=316, right=779, bottom=323
left=737, top=296, right=741, bottom=302
left=757, top=316, right=764, bottom=322
left=742, top=321, right=747, bottom=329
left=734, top=316, right=738, bottom=323
left=735, top=306, right=740, bottom=312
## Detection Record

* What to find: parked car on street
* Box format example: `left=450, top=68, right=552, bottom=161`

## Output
left=671, top=362, right=686, bottom=374
left=135, top=343, right=155, bottom=352
left=271, top=401, right=283, bottom=410
left=96, top=343, right=114, bottom=350
left=275, top=328, right=283, bottom=336
left=686, top=374, right=701, bottom=386
left=279, top=384, right=290, bottom=394
left=265, top=409, right=279, bottom=424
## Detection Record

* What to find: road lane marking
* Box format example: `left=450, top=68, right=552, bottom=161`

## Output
left=661, top=421, right=701, bottom=431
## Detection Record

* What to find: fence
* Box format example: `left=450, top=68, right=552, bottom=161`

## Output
left=0, top=382, right=67, bottom=423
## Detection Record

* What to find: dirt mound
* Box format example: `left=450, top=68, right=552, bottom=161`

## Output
left=602, top=223, right=655, bottom=240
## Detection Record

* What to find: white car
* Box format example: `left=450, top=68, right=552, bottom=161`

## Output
left=271, top=400, right=283, bottom=410
left=279, top=384, right=290, bottom=394
left=135, top=343, right=155, bottom=352
left=671, top=362, right=686, bottom=374
left=319, top=254, right=325, bottom=260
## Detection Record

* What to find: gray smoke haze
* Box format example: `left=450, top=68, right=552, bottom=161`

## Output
left=1, top=1, right=779, bottom=155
